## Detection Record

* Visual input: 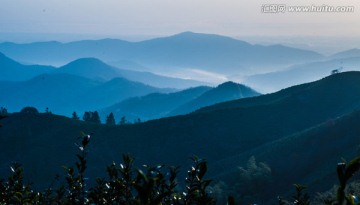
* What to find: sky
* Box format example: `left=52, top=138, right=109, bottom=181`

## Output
left=1, top=0, right=360, bottom=42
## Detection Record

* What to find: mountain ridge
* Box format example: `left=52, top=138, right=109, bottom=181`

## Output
left=0, top=52, right=207, bottom=89
left=0, top=73, right=170, bottom=115
left=169, top=81, right=260, bottom=116
left=0, top=51, right=55, bottom=81
left=0, top=32, right=324, bottom=75
left=99, top=81, right=260, bottom=121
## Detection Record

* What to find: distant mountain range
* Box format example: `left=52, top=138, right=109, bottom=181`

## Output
left=4, top=32, right=360, bottom=93
left=330, top=48, right=360, bottom=59
left=99, top=82, right=260, bottom=121
left=0, top=32, right=324, bottom=76
left=2, top=72, right=360, bottom=204
left=0, top=73, right=172, bottom=115
left=0, top=52, right=206, bottom=89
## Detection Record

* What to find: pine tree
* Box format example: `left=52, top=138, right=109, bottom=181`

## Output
left=119, top=116, right=127, bottom=125
left=0, top=107, right=7, bottom=115
left=72, top=112, right=80, bottom=120
left=83, top=112, right=91, bottom=122
left=83, top=111, right=101, bottom=124
left=91, top=111, right=101, bottom=124
left=106, top=112, right=116, bottom=126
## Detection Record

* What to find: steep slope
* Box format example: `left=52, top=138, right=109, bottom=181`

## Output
left=0, top=73, right=169, bottom=115
left=168, top=81, right=260, bottom=116
left=0, top=52, right=54, bottom=81
left=210, top=108, right=360, bottom=203
left=200, top=71, right=360, bottom=113
left=99, top=86, right=211, bottom=121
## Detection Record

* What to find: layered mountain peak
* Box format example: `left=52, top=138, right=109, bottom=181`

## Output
left=55, top=57, right=120, bottom=81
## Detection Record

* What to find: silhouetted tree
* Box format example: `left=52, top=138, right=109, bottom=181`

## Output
left=119, top=116, right=127, bottom=125
left=45, top=107, right=52, bottom=114
left=83, top=112, right=91, bottom=122
left=0, top=110, right=7, bottom=127
left=91, top=111, right=101, bottom=124
left=83, top=111, right=101, bottom=124
left=331, top=69, right=339, bottom=75
left=105, top=112, right=116, bottom=126
left=134, top=118, right=141, bottom=124
left=0, top=107, right=8, bottom=115
left=20, top=106, right=39, bottom=114
left=72, top=112, right=80, bottom=120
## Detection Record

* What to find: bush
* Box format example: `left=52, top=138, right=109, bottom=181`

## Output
left=0, top=133, right=216, bottom=205
left=20, top=107, right=39, bottom=114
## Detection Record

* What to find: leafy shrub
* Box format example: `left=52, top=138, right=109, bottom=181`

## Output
left=0, top=133, right=216, bottom=204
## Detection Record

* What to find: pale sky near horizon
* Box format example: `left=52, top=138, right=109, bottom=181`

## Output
left=1, top=0, right=360, bottom=39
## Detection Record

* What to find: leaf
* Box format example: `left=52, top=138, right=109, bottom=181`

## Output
left=344, top=157, right=360, bottom=182
left=198, top=161, right=207, bottom=180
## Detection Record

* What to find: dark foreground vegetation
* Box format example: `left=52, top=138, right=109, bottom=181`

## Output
left=1, top=130, right=360, bottom=205
left=0, top=132, right=216, bottom=205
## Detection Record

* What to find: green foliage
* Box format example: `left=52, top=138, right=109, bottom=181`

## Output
left=62, top=132, right=90, bottom=204
left=277, top=196, right=288, bottom=205
left=0, top=163, right=41, bottom=204
left=292, top=184, right=310, bottom=205
left=336, top=157, right=360, bottom=205
left=88, top=155, right=214, bottom=205
left=272, top=184, right=310, bottom=205
left=183, top=156, right=215, bottom=205
left=0, top=133, right=216, bottom=204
